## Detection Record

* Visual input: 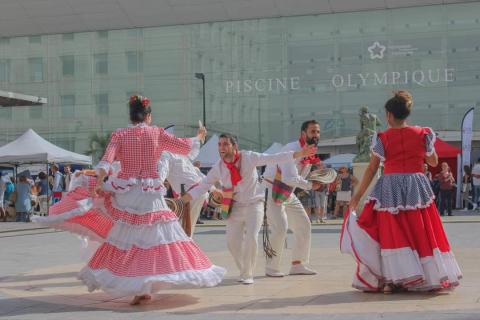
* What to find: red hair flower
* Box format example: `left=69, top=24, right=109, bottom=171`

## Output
left=128, top=94, right=150, bottom=107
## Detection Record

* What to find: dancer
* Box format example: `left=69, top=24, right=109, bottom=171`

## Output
left=182, top=133, right=317, bottom=285
left=341, top=90, right=462, bottom=293
left=34, top=94, right=226, bottom=305
left=261, top=120, right=322, bottom=277
left=158, top=150, right=211, bottom=235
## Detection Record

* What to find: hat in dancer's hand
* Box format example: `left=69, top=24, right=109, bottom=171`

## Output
left=208, top=192, right=222, bottom=208
left=306, top=168, right=338, bottom=184
left=165, top=198, right=186, bottom=219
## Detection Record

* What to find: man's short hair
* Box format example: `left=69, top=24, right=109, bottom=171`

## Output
left=301, top=119, right=319, bottom=132
left=219, top=133, right=238, bottom=146
left=64, top=164, right=71, bottom=168
left=193, top=161, right=201, bottom=167
left=51, top=164, right=59, bottom=171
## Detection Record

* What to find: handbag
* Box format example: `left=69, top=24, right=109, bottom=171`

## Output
left=220, top=153, right=242, bottom=220
left=272, top=165, right=306, bottom=204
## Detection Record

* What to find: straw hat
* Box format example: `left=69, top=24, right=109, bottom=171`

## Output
left=165, top=198, right=186, bottom=218
left=306, top=168, right=338, bottom=184
left=208, top=192, right=222, bottom=208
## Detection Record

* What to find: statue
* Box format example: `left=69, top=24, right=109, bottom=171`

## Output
left=353, top=107, right=382, bottom=163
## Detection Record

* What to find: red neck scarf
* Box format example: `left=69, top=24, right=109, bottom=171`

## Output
left=299, top=138, right=320, bottom=165
left=223, top=151, right=242, bottom=186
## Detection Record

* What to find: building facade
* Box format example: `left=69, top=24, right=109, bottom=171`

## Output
left=1, top=2, right=480, bottom=162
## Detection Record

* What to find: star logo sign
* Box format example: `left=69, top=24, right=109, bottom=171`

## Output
left=368, top=42, right=386, bottom=59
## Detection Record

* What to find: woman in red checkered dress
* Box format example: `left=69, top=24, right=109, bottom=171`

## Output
left=34, top=95, right=226, bottom=305
left=340, top=91, right=461, bottom=293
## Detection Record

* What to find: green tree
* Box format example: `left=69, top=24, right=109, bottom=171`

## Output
left=84, top=132, right=111, bottom=162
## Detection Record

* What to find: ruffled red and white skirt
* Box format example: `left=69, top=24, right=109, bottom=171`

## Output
left=33, top=175, right=226, bottom=295
left=340, top=201, right=462, bottom=292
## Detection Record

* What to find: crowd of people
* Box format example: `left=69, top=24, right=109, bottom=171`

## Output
left=0, top=164, right=75, bottom=222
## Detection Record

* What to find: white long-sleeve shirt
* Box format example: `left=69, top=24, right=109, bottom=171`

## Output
left=188, top=150, right=295, bottom=204
left=472, top=163, right=480, bottom=186
left=263, top=140, right=313, bottom=191
left=158, top=151, right=205, bottom=195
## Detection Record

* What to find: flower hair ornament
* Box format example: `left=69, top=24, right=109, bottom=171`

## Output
left=129, top=94, right=150, bottom=107
left=392, top=90, right=413, bottom=106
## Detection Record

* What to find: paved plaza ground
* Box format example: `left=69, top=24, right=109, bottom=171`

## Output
left=1, top=210, right=480, bottom=319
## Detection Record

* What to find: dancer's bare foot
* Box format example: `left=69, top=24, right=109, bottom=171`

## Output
left=130, top=295, right=143, bottom=305
left=141, top=294, right=151, bottom=300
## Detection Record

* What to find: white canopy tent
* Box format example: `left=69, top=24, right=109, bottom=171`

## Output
left=263, top=142, right=283, bottom=155
left=194, top=134, right=220, bottom=167
left=323, top=153, right=356, bottom=169
left=0, top=129, right=92, bottom=166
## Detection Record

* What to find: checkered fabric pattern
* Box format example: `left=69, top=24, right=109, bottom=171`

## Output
left=88, top=241, right=213, bottom=277
left=65, top=210, right=113, bottom=240
left=101, top=126, right=193, bottom=181
left=104, top=194, right=178, bottom=226
left=366, top=173, right=435, bottom=213
left=370, top=132, right=386, bottom=161
left=49, top=187, right=92, bottom=216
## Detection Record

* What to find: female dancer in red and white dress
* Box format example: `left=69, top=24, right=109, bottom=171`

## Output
left=34, top=95, right=226, bottom=304
left=341, top=91, right=462, bottom=293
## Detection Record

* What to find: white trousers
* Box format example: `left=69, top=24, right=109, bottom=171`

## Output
left=189, top=193, right=207, bottom=236
left=226, top=202, right=264, bottom=280
left=262, top=182, right=311, bottom=271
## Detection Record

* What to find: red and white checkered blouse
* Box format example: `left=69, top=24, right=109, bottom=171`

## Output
left=95, top=123, right=200, bottom=194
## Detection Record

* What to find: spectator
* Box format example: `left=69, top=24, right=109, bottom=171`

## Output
left=298, top=189, right=315, bottom=222
left=51, top=164, right=64, bottom=192
left=64, top=165, right=74, bottom=191
left=437, top=162, right=455, bottom=217
left=313, top=163, right=329, bottom=223
left=15, top=176, right=33, bottom=222
left=472, top=158, right=480, bottom=209
left=423, top=164, right=432, bottom=181
left=333, top=165, right=358, bottom=219
left=4, top=177, right=14, bottom=220
left=461, top=165, right=476, bottom=211
left=36, top=172, right=51, bottom=197
left=0, top=172, right=6, bottom=222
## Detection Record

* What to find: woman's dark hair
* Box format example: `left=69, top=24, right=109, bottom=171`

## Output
left=385, top=91, right=413, bottom=120
left=464, top=165, right=472, bottom=176
left=38, top=172, right=46, bottom=179
left=129, top=98, right=151, bottom=123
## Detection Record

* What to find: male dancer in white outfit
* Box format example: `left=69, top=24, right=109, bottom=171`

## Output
left=182, top=133, right=316, bottom=285
left=262, top=119, right=322, bottom=277
left=158, top=151, right=209, bottom=235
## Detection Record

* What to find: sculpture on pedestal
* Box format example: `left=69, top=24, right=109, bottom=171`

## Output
left=353, top=107, right=382, bottom=163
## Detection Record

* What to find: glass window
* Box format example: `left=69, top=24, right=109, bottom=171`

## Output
left=94, top=54, right=108, bottom=75
left=0, top=38, right=10, bottom=45
left=29, top=35, right=41, bottom=44
left=63, top=33, right=74, bottom=41
left=29, top=58, right=44, bottom=81
left=127, top=52, right=143, bottom=73
left=29, top=106, right=43, bottom=119
left=56, top=139, right=75, bottom=152
left=94, top=93, right=109, bottom=115
left=61, top=95, right=75, bottom=118
left=96, top=31, right=108, bottom=39
left=0, top=59, right=10, bottom=82
left=127, top=29, right=142, bottom=37
left=61, top=55, right=74, bottom=77
left=0, top=107, right=12, bottom=119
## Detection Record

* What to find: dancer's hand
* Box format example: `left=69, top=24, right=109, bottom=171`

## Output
left=311, top=181, right=321, bottom=190
left=349, top=194, right=361, bottom=211
left=294, top=144, right=317, bottom=159
left=212, top=189, right=223, bottom=200
left=92, top=184, right=102, bottom=198
left=196, top=126, right=207, bottom=142
left=75, top=170, right=84, bottom=178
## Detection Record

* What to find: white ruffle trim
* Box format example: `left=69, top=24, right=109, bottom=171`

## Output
left=33, top=198, right=93, bottom=225
left=77, top=265, right=227, bottom=295
left=370, top=131, right=386, bottom=162
left=364, top=195, right=435, bottom=214
left=106, top=220, right=191, bottom=250
left=425, top=126, right=436, bottom=157
left=188, top=137, right=201, bottom=161
left=95, top=161, right=111, bottom=176
left=103, top=177, right=167, bottom=195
